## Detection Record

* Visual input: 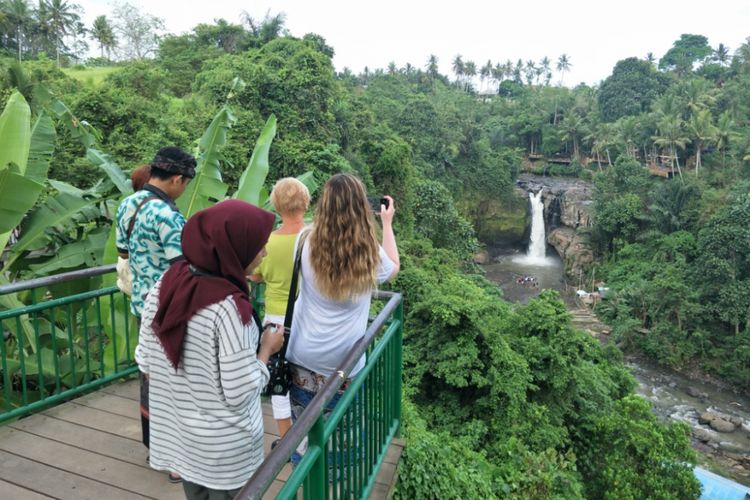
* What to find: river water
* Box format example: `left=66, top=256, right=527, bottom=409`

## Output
left=481, top=188, right=750, bottom=485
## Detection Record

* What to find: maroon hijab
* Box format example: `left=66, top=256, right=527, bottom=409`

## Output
left=152, top=199, right=275, bottom=368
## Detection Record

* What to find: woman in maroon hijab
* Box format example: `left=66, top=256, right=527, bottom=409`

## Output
left=135, top=200, right=284, bottom=500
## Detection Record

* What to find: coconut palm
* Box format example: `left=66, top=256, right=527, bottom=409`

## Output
left=40, top=0, right=81, bottom=66
left=652, top=115, right=688, bottom=179
left=524, top=60, right=536, bottom=86
left=540, top=56, right=551, bottom=85
left=4, top=0, right=32, bottom=61
left=556, top=53, right=571, bottom=86
left=452, top=54, right=464, bottom=86
left=480, top=60, right=492, bottom=92
left=687, top=109, right=717, bottom=174
left=464, top=60, right=476, bottom=91
left=616, top=116, right=641, bottom=160
left=90, top=14, right=116, bottom=60
left=387, top=61, right=397, bottom=75
left=713, top=43, right=730, bottom=66
left=714, top=111, right=738, bottom=167
left=426, top=54, right=439, bottom=80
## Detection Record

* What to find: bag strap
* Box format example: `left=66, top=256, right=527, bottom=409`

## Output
left=280, top=230, right=309, bottom=357
left=126, top=195, right=159, bottom=241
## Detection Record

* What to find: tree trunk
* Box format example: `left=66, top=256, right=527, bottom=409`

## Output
left=695, top=141, right=702, bottom=174
left=606, top=149, right=612, bottom=167
left=17, top=27, right=22, bottom=62
left=673, top=146, right=683, bottom=180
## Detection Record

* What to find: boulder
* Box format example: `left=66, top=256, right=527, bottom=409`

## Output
left=686, top=386, right=709, bottom=400
left=699, top=412, right=716, bottom=425
left=710, top=418, right=737, bottom=433
left=473, top=249, right=490, bottom=265
left=692, top=428, right=716, bottom=443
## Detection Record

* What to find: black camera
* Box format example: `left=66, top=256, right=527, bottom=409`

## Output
left=367, top=196, right=389, bottom=212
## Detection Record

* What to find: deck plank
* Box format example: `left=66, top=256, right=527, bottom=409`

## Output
left=9, top=412, right=148, bottom=467
left=44, top=402, right=142, bottom=441
left=0, top=426, right=183, bottom=499
left=0, top=379, right=403, bottom=499
left=0, top=478, right=54, bottom=499
left=0, top=449, right=151, bottom=500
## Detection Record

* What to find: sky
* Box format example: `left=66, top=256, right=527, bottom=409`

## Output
left=76, top=0, right=750, bottom=86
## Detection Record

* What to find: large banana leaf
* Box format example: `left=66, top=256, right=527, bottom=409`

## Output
left=0, top=91, right=31, bottom=174
left=177, top=105, right=234, bottom=218
left=0, top=170, right=44, bottom=234
left=28, top=228, right=109, bottom=276
left=86, top=149, right=132, bottom=194
left=0, top=280, right=37, bottom=354
left=48, top=98, right=99, bottom=149
left=25, top=111, right=56, bottom=182
left=234, top=114, right=277, bottom=206
left=6, top=193, right=99, bottom=270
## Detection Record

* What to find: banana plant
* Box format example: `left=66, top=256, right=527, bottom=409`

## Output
left=0, top=92, right=49, bottom=250
left=177, top=105, right=234, bottom=218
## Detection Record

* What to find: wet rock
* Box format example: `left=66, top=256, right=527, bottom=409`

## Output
left=668, top=382, right=677, bottom=389
left=473, top=250, right=490, bottom=265
left=710, top=418, right=737, bottom=433
left=693, top=428, right=716, bottom=443
left=719, top=442, right=747, bottom=454
left=729, top=415, right=744, bottom=427
left=699, top=412, right=716, bottom=425
left=686, top=386, right=709, bottom=400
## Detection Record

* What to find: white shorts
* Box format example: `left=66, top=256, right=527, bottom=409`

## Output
left=264, top=314, right=291, bottom=420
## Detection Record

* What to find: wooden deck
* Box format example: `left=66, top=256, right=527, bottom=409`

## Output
left=0, top=379, right=403, bottom=499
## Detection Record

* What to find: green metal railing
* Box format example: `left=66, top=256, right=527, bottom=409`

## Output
left=0, top=265, right=138, bottom=424
left=237, top=291, right=404, bottom=500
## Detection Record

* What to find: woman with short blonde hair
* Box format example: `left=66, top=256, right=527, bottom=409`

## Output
left=250, top=177, right=311, bottom=443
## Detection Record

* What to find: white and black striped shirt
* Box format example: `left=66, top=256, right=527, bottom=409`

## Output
left=135, top=280, right=270, bottom=490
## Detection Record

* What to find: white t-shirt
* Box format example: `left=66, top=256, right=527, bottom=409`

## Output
left=286, top=242, right=395, bottom=378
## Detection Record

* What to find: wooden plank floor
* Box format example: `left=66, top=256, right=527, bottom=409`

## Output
left=0, top=379, right=403, bottom=499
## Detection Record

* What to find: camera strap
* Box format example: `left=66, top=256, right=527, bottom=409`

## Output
left=281, top=230, right=309, bottom=358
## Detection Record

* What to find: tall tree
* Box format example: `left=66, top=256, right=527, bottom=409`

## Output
left=464, top=60, right=476, bottom=90
left=112, top=1, right=164, bottom=60
left=4, top=0, right=32, bottom=61
left=687, top=108, right=716, bottom=173
left=426, top=54, right=439, bottom=80
left=556, top=53, right=571, bottom=86
left=40, top=0, right=81, bottom=66
left=652, top=114, right=688, bottom=178
left=659, top=34, right=712, bottom=75
left=713, top=43, right=730, bottom=66
left=90, top=14, right=116, bottom=60
left=451, top=54, right=464, bottom=86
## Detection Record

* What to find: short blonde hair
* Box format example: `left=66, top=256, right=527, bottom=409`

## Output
left=270, top=177, right=310, bottom=215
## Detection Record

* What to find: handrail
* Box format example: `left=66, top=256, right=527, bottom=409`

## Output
left=1, top=265, right=136, bottom=424
left=0, top=264, right=117, bottom=295
left=236, top=290, right=403, bottom=500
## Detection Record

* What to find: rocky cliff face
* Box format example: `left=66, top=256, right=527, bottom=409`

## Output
left=517, top=174, right=595, bottom=278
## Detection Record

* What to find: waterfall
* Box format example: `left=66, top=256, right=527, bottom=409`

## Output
left=514, top=190, right=554, bottom=266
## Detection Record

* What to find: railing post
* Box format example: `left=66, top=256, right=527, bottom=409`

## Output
left=307, top=414, right=327, bottom=499
left=394, top=299, right=404, bottom=437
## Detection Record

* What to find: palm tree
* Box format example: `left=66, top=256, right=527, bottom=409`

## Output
left=556, top=53, right=571, bottom=86
left=426, top=54, right=439, bottom=80
left=680, top=79, right=716, bottom=118
left=5, top=0, right=31, bottom=61
left=687, top=109, right=717, bottom=174
left=616, top=116, right=640, bottom=160
left=713, top=43, right=730, bottom=66
left=524, top=60, right=536, bottom=86
left=41, top=0, right=81, bottom=66
left=646, top=52, right=656, bottom=65
left=491, top=63, right=504, bottom=90
left=714, top=111, right=738, bottom=167
left=387, top=61, right=397, bottom=75
left=91, top=14, right=116, bottom=60
left=540, top=56, right=551, bottom=85
left=464, top=60, right=476, bottom=91
left=452, top=54, right=464, bottom=86
left=243, top=10, right=286, bottom=45
left=560, top=113, right=586, bottom=160
left=480, top=59, right=492, bottom=92
left=652, top=115, right=688, bottom=179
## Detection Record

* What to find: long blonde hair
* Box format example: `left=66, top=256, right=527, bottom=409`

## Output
left=309, top=173, right=380, bottom=301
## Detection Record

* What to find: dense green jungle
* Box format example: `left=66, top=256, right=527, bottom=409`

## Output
left=3, top=3, right=750, bottom=498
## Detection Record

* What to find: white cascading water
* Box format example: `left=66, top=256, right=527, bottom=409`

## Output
left=514, top=190, right=554, bottom=266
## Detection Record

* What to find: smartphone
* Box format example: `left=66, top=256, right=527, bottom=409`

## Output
left=367, top=196, right=389, bottom=212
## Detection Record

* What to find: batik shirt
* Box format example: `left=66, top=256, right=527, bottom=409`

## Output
left=116, top=184, right=186, bottom=317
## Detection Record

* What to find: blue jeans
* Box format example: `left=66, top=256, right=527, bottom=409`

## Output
left=289, top=384, right=343, bottom=466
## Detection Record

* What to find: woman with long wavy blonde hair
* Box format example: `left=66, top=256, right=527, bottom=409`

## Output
left=286, top=173, right=399, bottom=465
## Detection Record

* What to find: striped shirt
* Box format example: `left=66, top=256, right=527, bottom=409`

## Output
left=135, top=280, right=270, bottom=490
